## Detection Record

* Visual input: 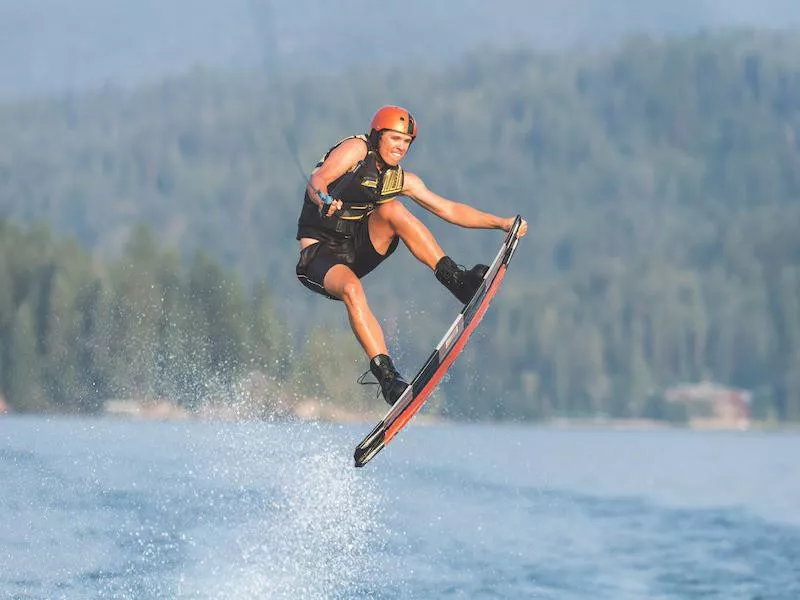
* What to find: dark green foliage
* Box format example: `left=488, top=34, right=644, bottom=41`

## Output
left=0, top=218, right=291, bottom=412
left=1, top=29, right=800, bottom=421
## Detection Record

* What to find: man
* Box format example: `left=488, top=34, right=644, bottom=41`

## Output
left=296, top=105, right=528, bottom=405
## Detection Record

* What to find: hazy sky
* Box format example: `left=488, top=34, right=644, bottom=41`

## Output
left=2, top=0, right=799, bottom=98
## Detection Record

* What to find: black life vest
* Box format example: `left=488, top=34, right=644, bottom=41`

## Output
left=296, top=135, right=405, bottom=239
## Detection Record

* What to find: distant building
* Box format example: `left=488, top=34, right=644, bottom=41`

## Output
left=664, top=381, right=751, bottom=430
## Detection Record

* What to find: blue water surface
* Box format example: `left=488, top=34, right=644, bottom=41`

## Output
left=1, top=416, right=799, bottom=599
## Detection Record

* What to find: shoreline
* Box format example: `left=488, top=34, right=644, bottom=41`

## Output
left=1, top=401, right=798, bottom=433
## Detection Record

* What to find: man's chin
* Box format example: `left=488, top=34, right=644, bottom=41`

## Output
left=378, top=152, right=403, bottom=166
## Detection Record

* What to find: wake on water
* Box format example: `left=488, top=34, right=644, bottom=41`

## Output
left=176, top=422, right=389, bottom=600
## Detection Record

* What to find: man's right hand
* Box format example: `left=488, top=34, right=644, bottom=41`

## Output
left=317, top=192, right=343, bottom=218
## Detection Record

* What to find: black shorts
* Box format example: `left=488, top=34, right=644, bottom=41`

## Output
left=296, top=218, right=399, bottom=300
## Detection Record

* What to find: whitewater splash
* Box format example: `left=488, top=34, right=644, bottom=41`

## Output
left=179, top=421, right=388, bottom=600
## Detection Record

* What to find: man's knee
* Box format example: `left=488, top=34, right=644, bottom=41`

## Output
left=339, top=279, right=367, bottom=307
left=374, top=199, right=409, bottom=223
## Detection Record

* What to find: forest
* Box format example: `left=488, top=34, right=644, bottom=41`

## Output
left=1, top=29, right=799, bottom=422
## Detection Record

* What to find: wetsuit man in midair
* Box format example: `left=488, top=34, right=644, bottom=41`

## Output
left=296, top=105, right=528, bottom=405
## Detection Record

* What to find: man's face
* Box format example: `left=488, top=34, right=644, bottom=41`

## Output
left=377, top=131, right=413, bottom=166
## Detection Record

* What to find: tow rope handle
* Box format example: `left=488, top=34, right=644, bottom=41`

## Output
left=314, top=160, right=364, bottom=219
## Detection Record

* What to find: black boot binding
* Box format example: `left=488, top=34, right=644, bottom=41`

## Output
left=435, top=256, right=489, bottom=304
left=358, top=354, right=409, bottom=406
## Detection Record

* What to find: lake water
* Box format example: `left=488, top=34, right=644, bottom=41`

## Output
left=1, top=416, right=799, bottom=599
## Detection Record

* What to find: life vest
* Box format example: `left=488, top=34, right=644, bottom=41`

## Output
left=296, top=135, right=405, bottom=239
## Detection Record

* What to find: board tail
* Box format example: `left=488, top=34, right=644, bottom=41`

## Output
left=353, top=422, right=386, bottom=467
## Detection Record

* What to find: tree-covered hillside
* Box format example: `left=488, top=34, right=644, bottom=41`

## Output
left=1, top=29, right=799, bottom=421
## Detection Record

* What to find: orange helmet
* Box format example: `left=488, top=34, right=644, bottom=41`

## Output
left=369, top=105, right=418, bottom=142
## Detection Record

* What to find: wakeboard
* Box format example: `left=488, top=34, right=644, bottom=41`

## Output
left=353, top=215, right=523, bottom=467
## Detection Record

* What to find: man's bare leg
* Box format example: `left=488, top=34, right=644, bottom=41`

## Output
left=323, top=264, right=386, bottom=358
left=368, top=201, right=444, bottom=269
left=323, top=263, right=408, bottom=405
left=368, top=201, right=488, bottom=304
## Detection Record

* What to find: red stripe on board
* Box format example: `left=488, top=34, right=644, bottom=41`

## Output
left=384, top=265, right=508, bottom=444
